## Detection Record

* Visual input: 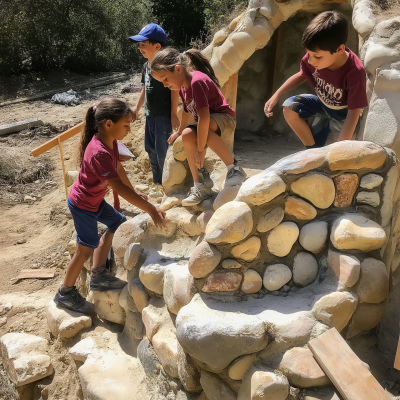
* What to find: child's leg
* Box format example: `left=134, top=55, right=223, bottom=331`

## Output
left=145, top=117, right=162, bottom=184
left=92, top=230, right=114, bottom=273
left=181, top=127, right=202, bottom=183
left=283, top=107, right=316, bottom=146
left=154, top=116, right=172, bottom=183
left=63, top=243, right=93, bottom=287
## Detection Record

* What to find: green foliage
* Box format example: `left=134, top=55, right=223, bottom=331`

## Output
left=152, top=0, right=206, bottom=47
left=0, top=0, right=152, bottom=74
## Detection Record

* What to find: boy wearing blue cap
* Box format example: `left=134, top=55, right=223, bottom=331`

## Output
left=129, top=24, right=180, bottom=185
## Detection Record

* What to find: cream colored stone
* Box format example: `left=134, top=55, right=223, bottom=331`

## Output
left=141, top=297, right=169, bottom=341
left=231, top=236, right=261, bottom=261
left=123, top=242, right=143, bottom=271
left=173, top=135, right=187, bottom=161
left=188, top=241, right=222, bottom=278
left=357, top=258, right=389, bottom=304
left=201, top=370, right=236, bottom=400
left=69, top=337, right=99, bottom=363
left=213, top=185, right=241, bottom=211
left=291, top=173, right=335, bottom=209
left=381, top=165, right=399, bottom=228
left=299, top=221, right=328, bottom=253
left=312, top=292, right=358, bottom=332
left=267, top=222, right=299, bottom=257
left=129, top=278, right=149, bottom=313
left=118, top=285, right=138, bottom=313
left=202, top=271, right=242, bottom=293
left=263, top=264, right=292, bottom=291
left=205, top=201, right=253, bottom=244
left=229, top=354, right=257, bottom=380
left=235, top=170, right=286, bottom=206
left=257, top=207, right=285, bottom=232
left=196, top=210, right=214, bottom=232
left=152, top=331, right=179, bottom=378
left=278, top=347, right=330, bottom=388
left=159, top=194, right=185, bottom=211
left=66, top=171, right=79, bottom=186
left=360, top=173, right=383, bottom=189
left=285, top=196, right=317, bottom=220
left=327, top=250, right=361, bottom=288
left=327, top=141, right=387, bottom=171
left=333, top=173, right=358, bottom=208
left=139, top=257, right=168, bottom=295
left=293, top=253, right=318, bottom=287
left=88, top=289, right=126, bottom=325
left=356, top=191, right=380, bottom=207
left=274, top=148, right=326, bottom=174
left=330, top=214, right=387, bottom=252
left=222, top=259, right=242, bottom=269
left=162, top=151, right=187, bottom=190
left=242, top=269, right=263, bottom=294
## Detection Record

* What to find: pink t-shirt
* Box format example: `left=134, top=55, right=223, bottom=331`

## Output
left=179, top=70, right=236, bottom=121
left=69, top=136, right=119, bottom=212
left=300, top=48, right=368, bottom=110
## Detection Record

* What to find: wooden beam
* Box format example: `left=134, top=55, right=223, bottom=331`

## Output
left=31, top=122, right=83, bottom=157
left=395, top=334, right=400, bottom=371
left=0, top=118, right=43, bottom=136
left=308, top=328, right=390, bottom=400
left=58, top=137, right=69, bottom=199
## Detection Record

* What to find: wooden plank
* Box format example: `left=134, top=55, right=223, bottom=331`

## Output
left=395, top=334, right=400, bottom=371
left=0, top=118, right=43, bottom=136
left=31, top=122, right=83, bottom=157
left=308, top=328, right=390, bottom=400
left=0, top=73, right=127, bottom=107
left=12, top=269, right=55, bottom=282
left=58, top=138, right=69, bottom=199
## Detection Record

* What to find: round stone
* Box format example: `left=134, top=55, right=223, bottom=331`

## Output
left=242, top=269, right=263, bottom=294
left=357, top=258, right=389, bottom=304
left=267, top=222, right=299, bottom=257
left=360, top=173, right=384, bottom=189
left=299, top=221, right=328, bottom=253
left=231, top=236, right=261, bottom=261
left=293, top=253, right=318, bottom=287
left=188, top=241, right=222, bottom=278
left=263, top=264, right=292, bottom=291
left=291, top=173, right=335, bottom=209
left=213, top=186, right=241, bottom=211
left=285, top=196, right=317, bottom=220
left=222, top=259, right=242, bottom=269
left=356, top=191, right=380, bottom=207
left=256, top=207, right=285, bottom=232
left=202, top=272, right=242, bottom=293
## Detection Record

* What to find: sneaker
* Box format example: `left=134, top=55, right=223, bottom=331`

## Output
left=182, top=185, right=214, bottom=207
left=198, top=168, right=213, bottom=188
left=224, top=160, right=247, bottom=187
left=53, top=287, right=94, bottom=314
left=90, top=269, right=127, bottom=292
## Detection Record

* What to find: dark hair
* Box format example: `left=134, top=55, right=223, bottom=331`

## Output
left=150, top=47, right=220, bottom=88
left=78, top=98, right=132, bottom=166
left=302, top=11, right=348, bottom=54
left=148, top=39, right=166, bottom=48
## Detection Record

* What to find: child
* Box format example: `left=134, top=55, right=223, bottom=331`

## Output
left=264, top=11, right=368, bottom=148
left=129, top=24, right=180, bottom=185
left=53, top=99, right=166, bottom=313
left=150, top=48, right=247, bottom=206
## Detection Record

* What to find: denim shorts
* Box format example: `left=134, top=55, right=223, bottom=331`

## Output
left=282, top=94, right=360, bottom=148
left=68, top=198, right=127, bottom=249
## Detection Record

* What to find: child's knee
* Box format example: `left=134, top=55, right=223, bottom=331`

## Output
left=181, top=128, right=197, bottom=143
left=283, top=106, right=299, bottom=120
left=76, top=244, right=93, bottom=260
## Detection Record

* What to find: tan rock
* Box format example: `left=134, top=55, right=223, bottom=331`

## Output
left=139, top=257, right=168, bottom=295
left=330, top=214, right=387, bottom=252
left=346, top=302, right=386, bottom=339
left=177, top=343, right=202, bottom=392
left=162, top=150, right=187, bottom=190
left=142, top=297, right=169, bottom=341
left=291, top=173, right=335, bottom=209
left=196, top=210, right=214, bottom=232
left=123, top=242, right=143, bottom=271
left=173, top=135, right=187, bottom=161
left=312, top=292, right=358, bottom=332
left=356, top=191, right=380, bottom=207
left=327, top=141, right=387, bottom=171
left=229, top=354, right=257, bottom=380
left=66, top=170, right=79, bottom=186
left=357, top=258, right=389, bottom=304
left=202, top=271, right=242, bottom=293
left=299, top=221, right=328, bottom=253
left=327, top=250, right=360, bottom=288
left=129, top=278, right=149, bottom=313
left=235, top=170, right=286, bottom=206
left=200, top=370, right=236, bottom=400
left=147, top=212, right=177, bottom=237
left=213, top=185, right=241, bottom=210
left=267, top=222, right=299, bottom=257
left=188, top=241, right=221, bottom=278
left=222, top=259, right=242, bottom=269
left=46, top=300, right=92, bottom=339
left=279, top=347, right=330, bottom=388
left=231, top=236, right=261, bottom=261
left=274, top=148, right=326, bottom=174
left=257, top=207, right=285, bottom=232
left=123, top=310, right=145, bottom=342
left=160, top=194, right=184, bottom=211
left=69, top=337, right=100, bottom=363
left=118, top=285, right=138, bottom=313
left=263, top=264, right=292, bottom=291
left=285, top=196, right=317, bottom=220
left=242, top=269, right=263, bottom=294
left=293, top=253, right=318, bottom=287
left=65, top=240, right=76, bottom=255
left=88, top=289, right=126, bottom=325
left=205, top=201, right=253, bottom=244
left=152, top=330, right=179, bottom=378
left=333, top=173, right=358, bottom=207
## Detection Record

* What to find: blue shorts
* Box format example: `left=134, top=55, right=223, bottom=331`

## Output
left=68, top=198, right=127, bottom=249
left=282, top=94, right=360, bottom=148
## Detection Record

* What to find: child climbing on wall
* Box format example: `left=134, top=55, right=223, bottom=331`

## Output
left=150, top=48, right=247, bottom=206
left=129, top=24, right=180, bottom=185
left=53, top=99, right=166, bottom=313
left=264, top=11, right=368, bottom=148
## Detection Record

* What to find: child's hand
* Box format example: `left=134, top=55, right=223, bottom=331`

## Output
left=194, top=150, right=206, bottom=169
left=137, top=192, right=148, bottom=201
left=168, top=132, right=180, bottom=145
left=150, top=206, right=166, bottom=228
left=264, top=94, right=279, bottom=117
left=171, top=113, right=180, bottom=131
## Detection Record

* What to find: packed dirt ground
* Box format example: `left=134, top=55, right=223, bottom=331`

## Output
left=0, top=71, right=398, bottom=399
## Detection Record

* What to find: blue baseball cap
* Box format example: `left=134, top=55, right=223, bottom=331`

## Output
left=129, top=23, right=167, bottom=45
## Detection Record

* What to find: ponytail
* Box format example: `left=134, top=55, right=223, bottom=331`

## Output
left=150, top=47, right=220, bottom=88
left=77, top=98, right=133, bottom=166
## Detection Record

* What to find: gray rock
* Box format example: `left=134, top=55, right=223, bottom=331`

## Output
left=293, top=253, right=318, bottom=287
left=200, top=370, right=236, bottom=400
left=356, top=191, right=380, bottom=207
left=360, top=173, right=383, bottom=189
left=137, top=337, right=162, bottom=375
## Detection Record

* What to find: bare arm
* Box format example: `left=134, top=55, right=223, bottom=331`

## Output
left=265, top=72, right=307, bottom=116
left=117, top=162, right=134, bottom=190
left=171, top=90, right=180, bottom=130
left=337, top=108, right=360, bottom=141
left=133, top=86, right=145, bottom=120
left=168, top=109, right=191, bottom=144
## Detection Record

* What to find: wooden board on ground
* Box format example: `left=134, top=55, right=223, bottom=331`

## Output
left=308, top=328, right=390, bottom=400
left=395, top=334, right=400, bottom=371
left=0, top=118, right=43, bottom=136
left=11, top=268, right=55, bottom=283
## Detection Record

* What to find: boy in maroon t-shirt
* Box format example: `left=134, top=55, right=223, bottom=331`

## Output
left=264, top=11, right=368, bottom=148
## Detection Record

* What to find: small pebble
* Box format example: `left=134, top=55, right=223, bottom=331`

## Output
left=16, top=239, right=26, bottom=244
left=31, top=264, right=39, bottom=269
left=272, top=291, right=280, bottom=296
left=34, top=180, right=40, bottom=184
left=282, top=285, right=291, bottom=293
left=241, top=296, right=248, bottom=302
left=292, top=286, right=299, bottom=292
left=251, top=294, right=259, bottom=299
left=64, top=251, right=69, bottom=256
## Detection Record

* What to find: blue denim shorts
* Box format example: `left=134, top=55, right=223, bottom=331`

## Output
left=68, top=198, right=126, bottom=249
left=282, top=94, right=360, bottom=148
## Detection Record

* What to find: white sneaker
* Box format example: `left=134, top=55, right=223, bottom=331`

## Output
left=182, top=185, right=214, bottom=206
left=225, top=161, right=247, bottom=187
